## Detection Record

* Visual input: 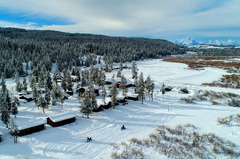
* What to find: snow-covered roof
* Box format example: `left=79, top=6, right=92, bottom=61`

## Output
left=48, top=112, right=76, bottom=122
left=16, top=118, right=46, bottom=130
left=126, top=92, right=139, bottom=98
left=96, top=98, right=111, bottom=107
left=0, top=131, right=3, bottom=136
left=106, top=78, right=133, bottom=85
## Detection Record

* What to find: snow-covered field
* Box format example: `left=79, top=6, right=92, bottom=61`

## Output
left=1, top=59, right=240, bottom=159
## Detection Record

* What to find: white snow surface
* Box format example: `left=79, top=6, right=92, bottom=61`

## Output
left=0, top=59, right=240, bottom=159
left=47, top=113, right=76, bottom=123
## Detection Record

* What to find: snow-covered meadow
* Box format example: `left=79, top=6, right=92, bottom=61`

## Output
left=0, top=59, right=240, bottom=159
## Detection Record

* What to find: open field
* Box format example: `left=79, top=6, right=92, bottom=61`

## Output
left=1, top=58, right=240, bottom=159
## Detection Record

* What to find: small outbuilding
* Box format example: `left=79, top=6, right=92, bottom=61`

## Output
left=16, top=119, right=46, bottom=136
left=125, top=93, right=139, bottom=101
left=47, top=113, right=76, bottom=127
left=179, top=88, right=189, bottom=94
left=76, top=85, right=99, bottom=96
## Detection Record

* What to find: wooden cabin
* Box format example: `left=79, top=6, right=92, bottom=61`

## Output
left=47, top=113, right=76, bottom=127
left=76, top=86, right=99, bottom=96
left=66, top=90, right=74, bottom=96
left=125, top=93, right=139, bottom=101
left=19, top=95, right=34, bottom=102
left=16, top=119, right=46, bottom=136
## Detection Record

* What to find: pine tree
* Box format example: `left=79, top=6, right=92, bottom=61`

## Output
left=120, top=61, right=123, bottom=71
left=145, top=75, right=151, bottom=100
left=120, top=75, right=127, bottom=95
left=29, top=73, right=35, bottom=89
left=51, top=89, right=57, bottom=106
left=61, top=77, right=67, bottom=92
left=117, top=70, right=121, bottom=78
left=15, top=73, right=22, bottom=92
left=80, top=91, right=92, bottom=118
left=0, top=77, right=7, bottom=93
left=9, top=117, right=18, bottom=143
left=37, top=95, right=47, bottom=114
left=11, top=96, right=19, bottom=118
left=45, top=71, right=53, bottom=90
left=102, top=86, right=106, bottom=105
left=110, top=80, right=118, bottom=109
left=149, top=79, right=155, bottom=101
left=22, top=77, right=28, bottom=91
left=145, top=76, right=154, bottom=101
left=132, top=61, right=138, bottom=79
left=32, top=83, right=38, bottom=107
left=66, top=72, right=73, bottom=91
left=136, top=72, right=145, bottom=104
left=45, top=88, right=51, bottom=106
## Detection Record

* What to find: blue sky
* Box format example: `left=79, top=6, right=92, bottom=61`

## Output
left=0, top=0, right=239, bottom=42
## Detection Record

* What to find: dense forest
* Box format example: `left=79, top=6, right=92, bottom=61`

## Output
left=0, top=27, right=185, bottom=78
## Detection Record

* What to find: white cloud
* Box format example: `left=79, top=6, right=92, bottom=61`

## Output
left=1, top=0, right=240, bottom=40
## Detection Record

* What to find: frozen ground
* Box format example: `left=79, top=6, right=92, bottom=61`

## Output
left=0, top=59, right=240, bottom=159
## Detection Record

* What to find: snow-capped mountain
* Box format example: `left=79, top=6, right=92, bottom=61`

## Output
left=175, top=37, right=240, bottom=47
left=175, top=37, right=199, bottom=46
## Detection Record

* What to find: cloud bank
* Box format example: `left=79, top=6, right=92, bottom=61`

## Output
left=0, top=0, right=239, bottom=41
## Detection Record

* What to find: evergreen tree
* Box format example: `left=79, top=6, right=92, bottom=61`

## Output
left=102, top=86, right=106, bottom=105
left=121, top=75, right=127, bottom=95
left=11, top=96, right=19, bottom=118
left=132, top=61, right=138, bottom=79
left=45, top=71, right=53, bottom=90
left=8, top=117, right=18, bottom=143
left=37, top=95, right=47, bottom=113
left=117, top=70, right=121, bottom=78
left=110, top=80, right=118, bottom=109
left=145, top=76, right=154, bottom=101
left=66, top=72, right=73, bottom=91
left=32, top=83, right=38, bottom=107
left=45, top=88, right=51, bottom=107
left=61, top=77, right=67, bottom=92
left=22, top=77, right=28, bottom=91
left=0, top=77, right=7, bottom=93
left=136, top=72, right=145, bottom=104
left=29, top=73, right=35, bottom=89
left=149, top=79, right=155, bottom=101
left=120, top=61, right=123, bottom=71
left=15, top=73, right=22, bottom=92
left=51, top=89, right=57, bottom=106
left=80, top=91, right=92, bottom=118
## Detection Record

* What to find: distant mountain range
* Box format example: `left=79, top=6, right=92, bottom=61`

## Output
left=175, top=37, right=240, bottom=47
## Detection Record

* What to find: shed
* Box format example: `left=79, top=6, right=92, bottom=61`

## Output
left=47, top=113, right=76, bottom=127
left=76, top=86, right=99, bottom=96
left=19, top=95, right=34, bottom=102
left=16, top=119, right=46, bottom=136
left=126, top=93, right=139, bottom=101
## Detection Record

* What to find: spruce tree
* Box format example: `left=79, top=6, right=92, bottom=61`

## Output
left=110, top=80, right=118, bottom=109
left=102, top=86, right=106, bottom=105
left=37, top=95, right=47, bottom=114
left=132, top=61, right=138, bottom=79
left=80, top=91, right=92, bottom=118
left=22, top=77, right=28, bottom=91
left=136, top=72, right=145, bottom=104
left=120, top=61, right=123, bottom=71
left=120, top=75, right=127, bottom=95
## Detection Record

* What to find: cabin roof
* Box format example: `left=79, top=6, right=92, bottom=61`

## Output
left=105, top=78, right=133, bottom=85
left=0, top=131, right=3, bottom=136
left=126, top=92, right=139, bottom=98
left=16, top=118, right=46, bottom=130
left=47, top=112, right=76, bottom=122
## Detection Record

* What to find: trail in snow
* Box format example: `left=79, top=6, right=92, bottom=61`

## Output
left=1, top=59, right=240, bottom=159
